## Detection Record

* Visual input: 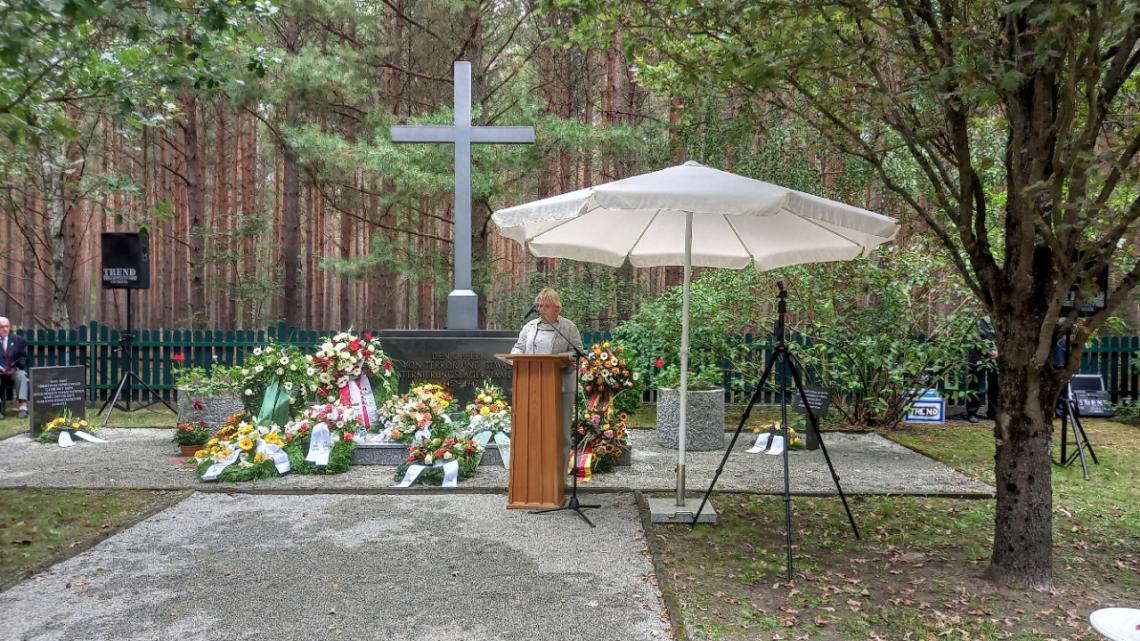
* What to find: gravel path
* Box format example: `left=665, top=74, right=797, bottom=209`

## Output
left=0, top=428, right=991, bottom=495
left=0, top=493, right=670, bottom=641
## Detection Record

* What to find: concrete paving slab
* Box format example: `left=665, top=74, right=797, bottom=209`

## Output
left=0, top=493, right=669, bottom=641
left=0, top=428, right=992, bottom=495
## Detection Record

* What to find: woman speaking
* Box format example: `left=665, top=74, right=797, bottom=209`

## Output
left=511, top=288, right=584, bottom=355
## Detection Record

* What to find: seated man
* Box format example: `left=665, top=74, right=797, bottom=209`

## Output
left=0, top=317, right=28, bottom=417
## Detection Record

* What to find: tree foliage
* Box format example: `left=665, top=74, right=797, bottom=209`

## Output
left=558, top=0, right=1140, bottom=586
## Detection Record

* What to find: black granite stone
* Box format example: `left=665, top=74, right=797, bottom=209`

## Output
left=29, top=365, right=86, bottom=436
left=378, top=330, right=518, bottom=405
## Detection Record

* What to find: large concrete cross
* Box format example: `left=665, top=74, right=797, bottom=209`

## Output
left=391, top=61, right=535, bottom=330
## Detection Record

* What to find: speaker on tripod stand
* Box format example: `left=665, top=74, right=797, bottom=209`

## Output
left=97, top=232, right=174, bottom=425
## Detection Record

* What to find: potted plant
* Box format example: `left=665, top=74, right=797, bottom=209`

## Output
left=174, top=359, right=246, bottom=431
left=653, top=360, right=726, bottom=451
left=173, top=420, right=211, bottom=457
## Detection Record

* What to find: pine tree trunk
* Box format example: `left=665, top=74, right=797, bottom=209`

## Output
left=181, top=93, right=207, bottom=326
left=281, top=101, right=302, bottom=326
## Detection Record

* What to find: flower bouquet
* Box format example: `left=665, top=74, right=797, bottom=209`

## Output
left=280, top=405, right=359, bottom=475
left=393, top=436, right=483, bottom=486
left=37, top=409, right=100, bottom=446
left=462, top=380, right=511, bottom=435
left=238, top=342, right=319, bottom=418
left=460, top=379, right=511, bottom=466
left=192, top=417, right=290, bottom=482
left=376, top=382, right=455, bottom=443
left=579, top=341, right=640, bottom=397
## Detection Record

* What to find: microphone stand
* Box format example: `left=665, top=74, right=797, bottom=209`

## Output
left=528, top=317, right=600, bottom=527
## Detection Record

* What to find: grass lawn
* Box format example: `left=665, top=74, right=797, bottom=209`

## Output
left=0, top=405, right=177, bottom=440
left=653, top=419, right=1140, bottom=641
left=0, top=489, right=188, bottom=590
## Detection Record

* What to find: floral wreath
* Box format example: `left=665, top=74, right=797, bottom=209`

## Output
left=394, top=436, right=483, bottom=486
left=310, top=331, right=395, bottom=397
left=571, top=341, right=637, bottom=476
left=376, top=382, right=455, bottom=442
left=193, top=417, right=287, bottom=482
left=239, top=342, right=319, bottom=415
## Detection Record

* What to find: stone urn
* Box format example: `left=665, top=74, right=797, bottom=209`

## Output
left=656, top=387, right=725, bottom=450
left=176, top=388, right=246, bottom=433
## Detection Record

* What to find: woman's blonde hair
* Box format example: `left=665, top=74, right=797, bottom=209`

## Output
left=535, top=287, right=562, bottom=310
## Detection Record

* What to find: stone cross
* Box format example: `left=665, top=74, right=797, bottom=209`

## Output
left=391, top=61, right=535, bottom=330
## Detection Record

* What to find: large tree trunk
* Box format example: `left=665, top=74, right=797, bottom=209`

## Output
left=988, top=336, right=1055, bottom=586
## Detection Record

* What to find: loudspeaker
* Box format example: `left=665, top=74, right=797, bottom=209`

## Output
left=101, top=232, right=150, bottom=290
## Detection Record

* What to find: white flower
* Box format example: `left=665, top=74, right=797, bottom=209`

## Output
left=283, top=382, right=293, bottom=391
left=241, top=368, right=250, bottom=376
left=306, top=367, right=315, bottom=376
left=280, top=357, right=288, bottom=365
left=289, top=364, right=297, bottom=372
left=244, top=389, right=253, bottom=396
left=276, top=368, right=284, bottom=376
left=255, top=365, right=264, bottom=373
left=253, top=347, right=262, bottom=356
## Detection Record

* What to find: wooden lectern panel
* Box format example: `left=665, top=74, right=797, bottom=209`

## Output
left=500, top=354, right=570, bottom=509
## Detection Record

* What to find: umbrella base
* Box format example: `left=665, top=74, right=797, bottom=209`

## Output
left=648, top=497, right=717, bottom=524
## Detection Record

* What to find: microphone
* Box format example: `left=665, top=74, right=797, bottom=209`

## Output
left=522, top=303, right=539, bottom=321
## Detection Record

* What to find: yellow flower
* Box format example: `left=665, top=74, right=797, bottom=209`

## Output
left=253, top=452, right=266, bottom=463
left=207, top=438, right=219, bottom=447
left=264, top=433, right=283, bottom=446
left=238, top=423, right=254, bottom=434
left=194, top=449, right=207, bottom=459
left=440, top=400, right=450, bottom=408
left=480, top=406, right=491, bottom=416
left=238, top=437, right=254, bottom=451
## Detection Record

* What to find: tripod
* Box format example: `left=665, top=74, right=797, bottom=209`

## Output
left=98, top=289, right=175, bottom=426
left=1053, top=330, right=1097, bottom=480
left=529, top=323, right=599, bottom=527
left=692, top=282, right=860, bottom=579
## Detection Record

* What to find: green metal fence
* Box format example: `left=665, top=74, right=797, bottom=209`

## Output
left=15, top=323, right=1140, bottom=405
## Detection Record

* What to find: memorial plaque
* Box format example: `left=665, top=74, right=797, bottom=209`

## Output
left=378, top=330, right=518, bottom=406
left=791, top=385, right=830, bottom=419
left=29, top=366, right=87, bottom=436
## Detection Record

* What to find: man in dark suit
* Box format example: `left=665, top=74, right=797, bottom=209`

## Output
left=0, top=317, right=29, bottom=417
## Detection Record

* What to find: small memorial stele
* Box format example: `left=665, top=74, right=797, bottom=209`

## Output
left=790, top=384, right=830, bottom=450
left=29, top=366, right=87, bottom=437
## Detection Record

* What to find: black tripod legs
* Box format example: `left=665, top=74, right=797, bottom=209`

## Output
left=529, top=493, right=600, bottom=527
left=1056, top=401, right=1097, bottom=480
left=530, top=445, right=601, bottom=527
left=787, top=360, right=860, bottom=540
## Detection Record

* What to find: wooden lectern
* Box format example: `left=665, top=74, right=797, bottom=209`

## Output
left=499, top=353, right=574, bottom=509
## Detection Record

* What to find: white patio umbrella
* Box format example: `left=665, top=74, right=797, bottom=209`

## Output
left=492, top=161, right=899, bottom=515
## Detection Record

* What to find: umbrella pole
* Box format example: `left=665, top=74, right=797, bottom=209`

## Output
left=676, top=212, right=692, bottom=507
